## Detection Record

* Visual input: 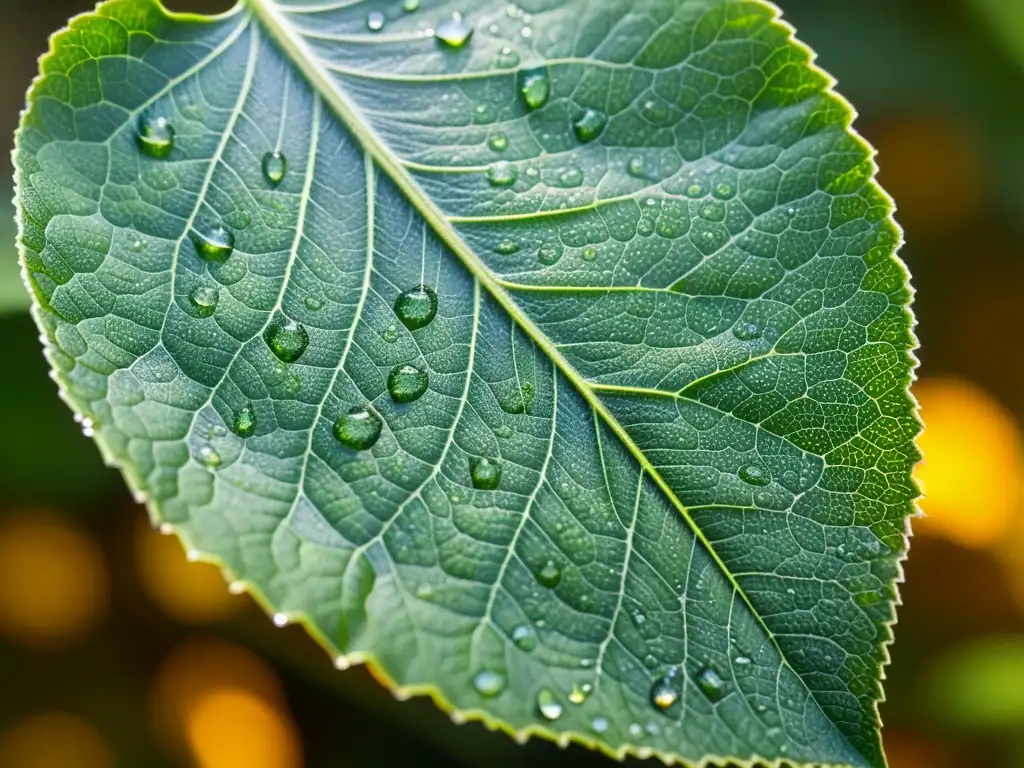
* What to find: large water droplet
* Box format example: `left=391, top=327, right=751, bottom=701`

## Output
left=388, top=364, right=429, bottom=403
left=695, top=666, right=725, bottom=702
left=198, top=445, right=221, bottom=469
left=262, top=150, right=287, bottom=186
left=402, top=0, right=419, bottom=10
left=536, top=560, right=561, bottom=588
left=573, top=108, right=607, bottom=143
left=536, top=689, right=563, bottom=721
left=137, top=116, right=175, bottom=159
left=333, top=406, right=382, bottom=451
left=519, top=67, right=550, bottom=110
left=495, top=239, right=519, bottom=255
left=435, top=13, right=473, bottom=48
left=556, top=167, right=583, bottom=188
left=264, top=318, right=309, bottom=363
left=739, top=464, right=770, bottom=486
left=568, top=682, right=592, bottom=705
left=732, top=322, right=761, bottom=341
left=499, top=382, right=534, bottom=414
left=189, top=286, right=219, bottom=317
left=233, top=402, right=256, bottom=438
left=367, top=10, right=385, bottom=31
left=488, top=132, right=509, bottom=153
left=488, top=161, right=518, bottom=187
left=650, top=669, right=680, bottom=711
left=470, top=456, right=502, bottom=490
left=473, top=670, right=506, bottom=698
left=394, top=285, right=438, bottom=330
left=537, top=244, right=563, bottom=266
left=193, top=225, right=235, bottom=263
left=512, top=624, right=536, bottom=651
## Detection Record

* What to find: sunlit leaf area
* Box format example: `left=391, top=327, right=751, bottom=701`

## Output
left=1, top=0, right=1023, bottom=766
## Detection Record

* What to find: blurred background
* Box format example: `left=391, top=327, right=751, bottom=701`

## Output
left=2, top=0, right=1024, bottom=765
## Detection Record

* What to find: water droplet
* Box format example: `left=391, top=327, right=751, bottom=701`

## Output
left=264, top=318, right=309, bottom=363
left=590, top=716, right=609, bottom=734
left=735, top=655, right=752, bottom=666
left=333, top=406, right=382, bottom=451
left=495, top=239, right=519, bottom=255
left=394, top=285, right=438, bottom=330
left=536, top=560, right=561, bottom=588
left=686, top=182, right=705, bottom=198
left=556, top=167, right=583, bottom=188
left=435, top=13, right=472, bottom=48
left=629, top=723, right=642, bottom=738
left=581, top=246, right=597, bottom=262
left=579, top=657, right=593, bottom=668
left=519, top=67, right=551, bottom=110
left=640, top=98, right=672, bottom=125
left=189, top=286, right=219, bottom=317
left=495, top=424, right=514, bottom=439
left=304, top=296, right=323, bottom=311
left=499, top=382, right=534, bottom=414
left=856, top=590, right=882, bottom=606
left=473, top=670, right=506, bottom=698
left=574, top=108, right=607, bottom=143
left=488, top=132, right=509, bottom=152
left=537, top=244, right=563, bottom=266
left=233, top=402, right=256, bottom=438
left=536, top=689, right=563, bottom=721
left=637, top=217, right=655, bottom=237
left=192, top=225, right=235, bottom=263
left=198, top=445, right=221, bottom=469
left=632, top=612, right=647, bottom=627
left=739, top=464, right=770, bottom=486
left=488, top=161, right=517, bottom=187
left=732, top=322, right=761, bottom=341
left=262, top=150, right=287, bottom=186
left=388, top=363, right=429, bottom=403
left=650, top=669, right=680, bottom=711
left=512, top=624, right=536, bottom=651
left=568, top=682, right=592, bottom=705
left=495, top=46, right=520, bottom=68
left=415, top=583, right=434, bottom=600
left=137, top=116, right=175, bottom=158
left=627, top=156, right=648, bottom=179
left=273, top=613, right=289, bottom=627
left=366, top=10, right=385, bottom=31
left=473, top=103, right=497, bottom=124
left=470, top=456, right=502, bottom=490
left=402, top=0, right=419, bottom=10
left=714, top=182, right=735, bottom=200
left=695, top=666, right=725, bottom=702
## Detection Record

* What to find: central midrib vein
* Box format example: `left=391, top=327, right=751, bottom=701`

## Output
left=243, top=1, right=867, bottom=762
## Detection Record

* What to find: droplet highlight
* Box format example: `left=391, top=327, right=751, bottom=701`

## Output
left=366, top=10, right=385, bottom=31
left=137, top=116, right=175, bottom=159
left=488, top=161, right=518, bottom=187
left=536, top=560, right=561, bottom=588
left=394, top=285, right=438, bottom=331
left=573, top=108, right=607, bottom=143
left=695, top=666, right=725, bottom=702
left=388, top=364, right=429, bottom=403
left=512, top=624, right=536, bottom=651
left=189, top=286, right=219, bottom=317
left=233, top=402, right=256, bottom=438
left=488, top=133, right=509, bottom=152
left=333, top=406, right=382, bottom=451
left=495, top=240, right=520, bottom=255
left=262, top=150, right=287, bottom=186
left=470, top=456, right=502, bottom=490
left=192, top=225, right=235, bottom=263
left=739, top=464, right=770, bottom=487
left=733, top=322, right=761, bottom=341
left=519, top=67, right=551, bottom=110
left=568, top=682, right=592, bottom=705
left=536, top=689, right=563, bottom=721
left=472, top=670, right=506, bottom=698
left=264, top=318, right=309, bottom=363
left=650, top=669, right=680, bottom=711
left=198, top=445, right=221, bottom=470
left=435, top=13, right=473, bottom=48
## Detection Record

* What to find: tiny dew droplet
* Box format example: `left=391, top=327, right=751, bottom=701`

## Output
left=333, top=406, right=382, bottom=451
left=470, top=456, right=502, bottom=490
left=537, top=244, right=563, bottom=266
left=367, top=10, right=385, bottom=30
left=488, top=161, right=517, bottom=187
left=650, top=669, right=680, bottom=711
left=495, top=240, right=520, bottom=255
left=629, top=723, right=643, bottom=738
left=495, top=424, right=514, bottom=439
left=695, top=666, right=725, bottom=702
left=388, top=363, right=429, bottom=403
left=198, top=445, right=221, bottom=469
left=435, top=13, right=473, bottom=48
left=304, top=296, right=323, bottom=311
left=573, top=108, right=607, bottom=143
left=536, top=689, right=563, bottom=721
left=264, top=318, right=309, bottom=363
left=732, top=321, right=761, bottom=341
left=590, top=716, right=609, bottom=734
left=488, top=132, right=509, bottom=152
left=137, top=115, right=175, bottom=158
left=568, top=682, right=592, bottom=705
left=581, top=246, right=597, bottom=262
left=262, top=150, right=287, bottom=186
left=519, top=66, right=551, bottom=110
left=402, top=0, right=419, bottom=10
left=193, top=225, right=235, bottom=262
left=189, top=286, right=219, bottom=317
left=627, top=156, right=648, bottom=179
left=394, top=285, right=438, bottom=330
left=472, top=670, right=506, bottom=698
left=233, top=402, right=256, bottom=438
left=512, top=624, right=536, bottom=651
left=556, top=167, right=583, bottom=188
left=496, top=46, right=520, bottom=68
left=739, top=464, right=770, bottom=486
left=714, top=182, right=735, bottom=199
left=536, top=559, right=561, bottom=588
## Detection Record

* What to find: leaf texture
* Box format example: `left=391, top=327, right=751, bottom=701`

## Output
left=14, top=1, right=919, bottom=765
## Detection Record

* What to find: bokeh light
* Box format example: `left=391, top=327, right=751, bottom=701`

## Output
left=0, top=511, right=109, bottom=647
left=0, top=712, right=115, bottom=768
left=186, top=688, right=303, bottom=768
left=914, top=378, right=1024, bottom=548
left=134, top=519, right=246, bottom=624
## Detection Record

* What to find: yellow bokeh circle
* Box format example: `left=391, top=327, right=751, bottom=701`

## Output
left=186, top=688, right=303, bottom=768
left=0, top=712, right=115, bottom=768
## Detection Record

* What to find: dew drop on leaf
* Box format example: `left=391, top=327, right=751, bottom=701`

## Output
left=198, top=445, right=221, bottom=469
left=695, top=666, right=725, bottom=702
left=495, top=46, right=520, bottom=68
left=394, top=285, right=438, bottom=330
left=488, top=132, right=509, bottom=152
left=650, top=669, right=680, bottom=711
left=568, top=682, right=592, bottom=705
left=519, top=67, right=551, bottom=110
left=537, top=244, right=563, bottom=266
left=488, top=161, right=517, bottom=187
left=573, top=108, right=607, bottom=143
left=188, top=285, right=219, bottom=317
left=262, top=150, right=287, bottom=186
left=629, top=723, right=642, bottom=738
left=304, top=296, right=323, bottom=311
left=732, top=322, right=761, bottom=341
left=495, top=239, right=519, bottom=255
left=264, top=318, right=309, bottom=363
left=495, top=424, right=514, bottom=439
left=233, top=402, right=256, bottom=438
left=590, top=716, right=609, bottom=734
left=402, top=0, right=419, bottom=11
left=536, top=559, right=561, bottom=588
left=738, top=464, right=770, bottom=486
left=388, top=364, right=429, bottom=403
left=581, top=246, right=597, bottom=262
left=627, top=156, right=649, bottom=179
left=333, top=406, right=382, bottom=451
left=472, top=670, right=506, bottom=698
left=366, top=10, right=385, bottom=31
left=137, top=115, right=175, bottom=158
left=192, top=225, right=235, bottom=263
left=470, top=456, right=502, bottom=490
left=714, top=182, right=735, bottom=200
left=499, top=382, right=534, bottom=414
left=435, top=13, right=472, bottom=48
left=536, top=689, right=563, bottom=721
left=556, top=167, right=583, bottom=188
left=512, top=624, right=536, bottom=651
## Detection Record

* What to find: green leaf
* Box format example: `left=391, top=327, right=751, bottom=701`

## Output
left=14, top=1, right=918, bottom=765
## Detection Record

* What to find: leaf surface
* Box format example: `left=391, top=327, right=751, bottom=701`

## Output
left=14, top=1, right=918, bottom=765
